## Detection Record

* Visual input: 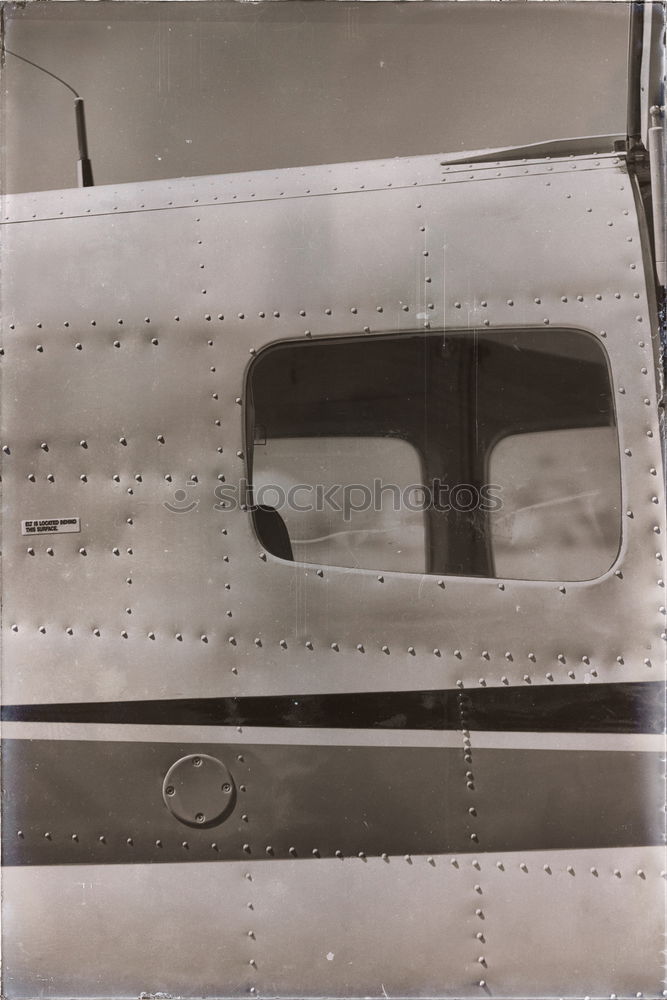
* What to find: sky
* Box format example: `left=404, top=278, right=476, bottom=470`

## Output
left=2, top=1, right=630, bottom=194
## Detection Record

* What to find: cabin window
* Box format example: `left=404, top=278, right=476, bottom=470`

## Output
left=247, top=328, right=620, bottom=581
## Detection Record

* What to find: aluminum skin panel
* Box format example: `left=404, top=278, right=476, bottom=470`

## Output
left=2, top=849, right=664, bottom=999
left=0, top=152, right=664, bottom=706
left=1, top=150, right=664, bottom=997
left=3, top=737, right=662, bottom=866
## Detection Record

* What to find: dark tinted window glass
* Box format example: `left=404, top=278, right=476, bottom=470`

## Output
left=248, top=328, right=620, bottom=581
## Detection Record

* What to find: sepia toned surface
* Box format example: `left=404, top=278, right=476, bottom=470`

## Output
left=1, top=2, right=664, bottom=998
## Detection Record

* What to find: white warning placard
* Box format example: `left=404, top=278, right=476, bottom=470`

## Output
left=21, top=517, right=81, bottom=536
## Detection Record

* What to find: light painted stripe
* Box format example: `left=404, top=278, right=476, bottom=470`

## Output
left=2, top=721, right=664, bottom=753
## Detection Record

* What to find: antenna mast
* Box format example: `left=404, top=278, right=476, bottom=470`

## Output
left=4, top=48, right=94, bottom=187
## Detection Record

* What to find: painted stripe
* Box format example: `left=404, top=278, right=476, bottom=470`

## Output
left=2, top=721, right=664, bottom=752
left=2, top=681, right=664, bottom=733
left=2, top=738, right=663, bottom=867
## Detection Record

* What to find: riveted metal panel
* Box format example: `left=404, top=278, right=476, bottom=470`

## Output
left=1, top=152, right=664, bottom=707
left=2, top=848, right=664, bottom=999
left=464, top=848, right=666, bottom=997
left=4, top=737, right=662, bottom=867
left=1, top=149, right=665, bottom=998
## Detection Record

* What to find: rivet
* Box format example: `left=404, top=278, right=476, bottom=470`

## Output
left=546, top=672, right=554, bottom=681
left=377, top=575, right=384, bottom=583
left=433, top=647, right=441, bottom=656
left=331, top=642, right=339, bottom=652
left=382, top=644, right=390, bottom=654
left=457, top=679, right=464, bottom=688
left=505, top=651, right=512, bottom=661
left=280, top=639, right=287, bottom=649
left=520, top=862, right=528, bottom=872
left=454, top=649, right=462, bottom=658
left=527, top=652, right=536, bottom=662
left=27, top=547, right=35, bottom=556
left=229, top=636, right=237, bottom=645
left=501, top=676, right=509, bottom=685
left=356, top=644, right=365, bottom=653
left=408, top=646, right=416, bottom=655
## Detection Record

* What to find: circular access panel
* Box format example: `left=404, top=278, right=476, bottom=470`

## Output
left=162, top=753, right=235, bottom=827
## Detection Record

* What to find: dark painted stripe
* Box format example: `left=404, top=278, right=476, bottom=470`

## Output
left=3, top=738, right=664, bottom=867
left=1, top=681, right=664, bottom=733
